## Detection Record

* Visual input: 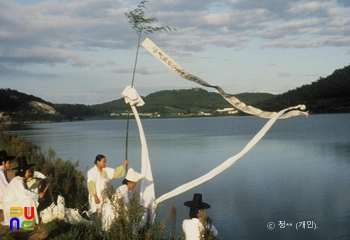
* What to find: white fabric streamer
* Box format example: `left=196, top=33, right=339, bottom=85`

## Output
left=153, top=104, right=305, bottom=207
left=121, top=87, right=305, bottom=210
left=122, top=86, right=155, bottom=210
left=124, top=39, right=309, bottom=211
left=141, top=37, right=308, bottom=119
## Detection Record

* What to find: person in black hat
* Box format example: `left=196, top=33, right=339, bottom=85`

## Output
left=1, top=157, right=41, bottom=227
left=182, top=193, right=218, bottom=240
left=0, top=150, right=15, bottom=209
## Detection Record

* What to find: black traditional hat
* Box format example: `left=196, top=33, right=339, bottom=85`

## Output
left=0, top=150, right=15, bottom=163
left=11, top=156, right=36, bottom=172
left=184, top=193, right=211, bottom=210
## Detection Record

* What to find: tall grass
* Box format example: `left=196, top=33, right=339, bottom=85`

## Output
left=0, top=129, right=189, bottom=239
left=198, top=210, right=217, bottom=240
left=0, top=129, right=88, bottom=211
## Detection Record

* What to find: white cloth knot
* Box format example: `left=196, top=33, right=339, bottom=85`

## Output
left=122, top=86, right=145, bottom=107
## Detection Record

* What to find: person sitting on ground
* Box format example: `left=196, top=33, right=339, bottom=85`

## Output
left=0, top=150, right=15, bottom=209
left=182, top=193, right=218, bottom=240
left=25, top=169, right=53, bottom=219
left=1, top=157, right=44, bottom=227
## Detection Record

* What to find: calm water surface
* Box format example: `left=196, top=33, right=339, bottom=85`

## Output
left=3, top=114, right=350, bottom=239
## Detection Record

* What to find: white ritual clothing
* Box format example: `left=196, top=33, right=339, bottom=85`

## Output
left=182, top=218, right=218, bottom=240
left=0, top=166, right=10, bottom=209
left=1, top=176, right=39, bottom=226
left=96, top=185, right=130, bottom=231
left=100, top=198, right=115, bottom=231
left=87, top=165, right=119, bottom=213
left=115, top=184, right=130, bottom=204
left=87, top=165, right=124, bottom=231
left=27, top=171, right=47, bottom=193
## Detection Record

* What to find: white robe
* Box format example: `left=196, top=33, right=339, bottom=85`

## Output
left=182, top=218, right=218, bottom=240
left=0, top=166, right=10, bottom=209
left=1, top=176, right=39, bottom=227
left=115, top=184, right=130, bottom=204
left=87, top=166, right=123, bottom=231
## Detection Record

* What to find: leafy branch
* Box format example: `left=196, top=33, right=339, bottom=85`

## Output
left=125, top=0, right=175, bottom=37
left=124, top=1, right=175, bottom=160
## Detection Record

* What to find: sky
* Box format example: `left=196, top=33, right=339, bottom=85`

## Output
left=1, top=0, right=349, bottom=105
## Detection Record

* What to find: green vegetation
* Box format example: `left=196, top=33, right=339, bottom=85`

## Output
left=0, top=89, right=53, bottom=112
left=125, top=0, right=175, bottom=88
left=91, top=88, right=275, bottom=117
left=1, top=64, right=350, bottom=123
left=53, top=88, right=275, bottom=119
left=0, top=130, right=218, bottom=239
left=54, top=104, right=97, bottom=121
left=0, top=130, right=88, bottom=211
left=0, top=89, right=64, bottom=123
left=255, top=64, right=350, bottom=113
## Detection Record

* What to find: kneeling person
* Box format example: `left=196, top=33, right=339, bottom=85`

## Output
left=1, top=157, right=43, bottom=228
left=115, top=168, right=144, bottom=205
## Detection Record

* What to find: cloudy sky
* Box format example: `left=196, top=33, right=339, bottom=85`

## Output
left=1, top=0, right=349, bottom=104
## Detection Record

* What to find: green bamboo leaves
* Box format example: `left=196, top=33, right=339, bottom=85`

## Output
left=125, top=0, right=175, bottom=36
left=124, top=1, right=175, bottom=160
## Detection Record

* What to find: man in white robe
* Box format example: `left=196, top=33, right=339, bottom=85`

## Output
left=0, top=150, right=15, bottom=209
left=1, top=157, right=42, bottom=228
left=115, top=168, right=145, bottom=205
left=182, top=193, right=218, bottom=240
left=112, top=168, right=145, bottom=231
left=86, top=154, right=128, bottom=231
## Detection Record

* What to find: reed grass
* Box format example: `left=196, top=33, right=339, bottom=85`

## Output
left=0, top=129, right=189, bottom=239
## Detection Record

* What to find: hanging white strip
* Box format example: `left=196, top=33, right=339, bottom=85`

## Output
left=130, top=104, right=155, bottom=208
left=153, top=104, right=304, bottom=206
left=122, top=86, right=155, bottom=209
left=141, top=37, right=308, bottom=119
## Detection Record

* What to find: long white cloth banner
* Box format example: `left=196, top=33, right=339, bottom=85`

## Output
left=153, top=104, right=304, bottom=206
left=122, top=86, right=155, bottom=209
left=141, top=37, right=308, bottom=119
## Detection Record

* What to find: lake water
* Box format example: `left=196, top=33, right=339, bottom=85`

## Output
left=3, top=114, right=350, bottom=239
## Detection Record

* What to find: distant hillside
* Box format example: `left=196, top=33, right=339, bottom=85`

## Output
left=87, top=88, right=235, bottom=116
left=1, top=64, right=349, bottom=123
left=255, top=64, right=350, bottom=113
left=88, top=88, right=276, bottom=117
left=0, top=89, right=62, bottom=123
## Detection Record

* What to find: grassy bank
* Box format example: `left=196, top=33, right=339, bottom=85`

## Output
left=0, top=129, right=188, bottom=239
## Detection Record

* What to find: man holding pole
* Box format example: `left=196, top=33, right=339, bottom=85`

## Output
left=87, top=154, right=128, bottom=230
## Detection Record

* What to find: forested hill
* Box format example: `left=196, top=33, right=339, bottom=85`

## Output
left=91, top=64, right=350, bottom=116
left=255, top=64, right=350, bottom=113
left=88, top=89, right=275, bottom=117
left=1, top=64, right=349, bottom=123
left=0, top=89, right=62, bottom=123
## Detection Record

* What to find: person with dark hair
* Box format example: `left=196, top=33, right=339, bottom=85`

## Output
left=0, top=150, right=15, bottom=209
left=86, top=154, right=128, bottom=230
left=115, top=168, right=144, bottom=204
left=182, top=193, right=218, bottom=240
left=1, top=157, right=43, bottom=227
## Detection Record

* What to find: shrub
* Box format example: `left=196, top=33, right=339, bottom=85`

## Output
left=0, top=129, right=190, bottom=239
left=0, top=130, right=88, bottom=211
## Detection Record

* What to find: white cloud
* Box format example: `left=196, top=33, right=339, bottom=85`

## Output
left=1, top=0, right=349, bottom=104
left=0, top=48, right=92, bottom=66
